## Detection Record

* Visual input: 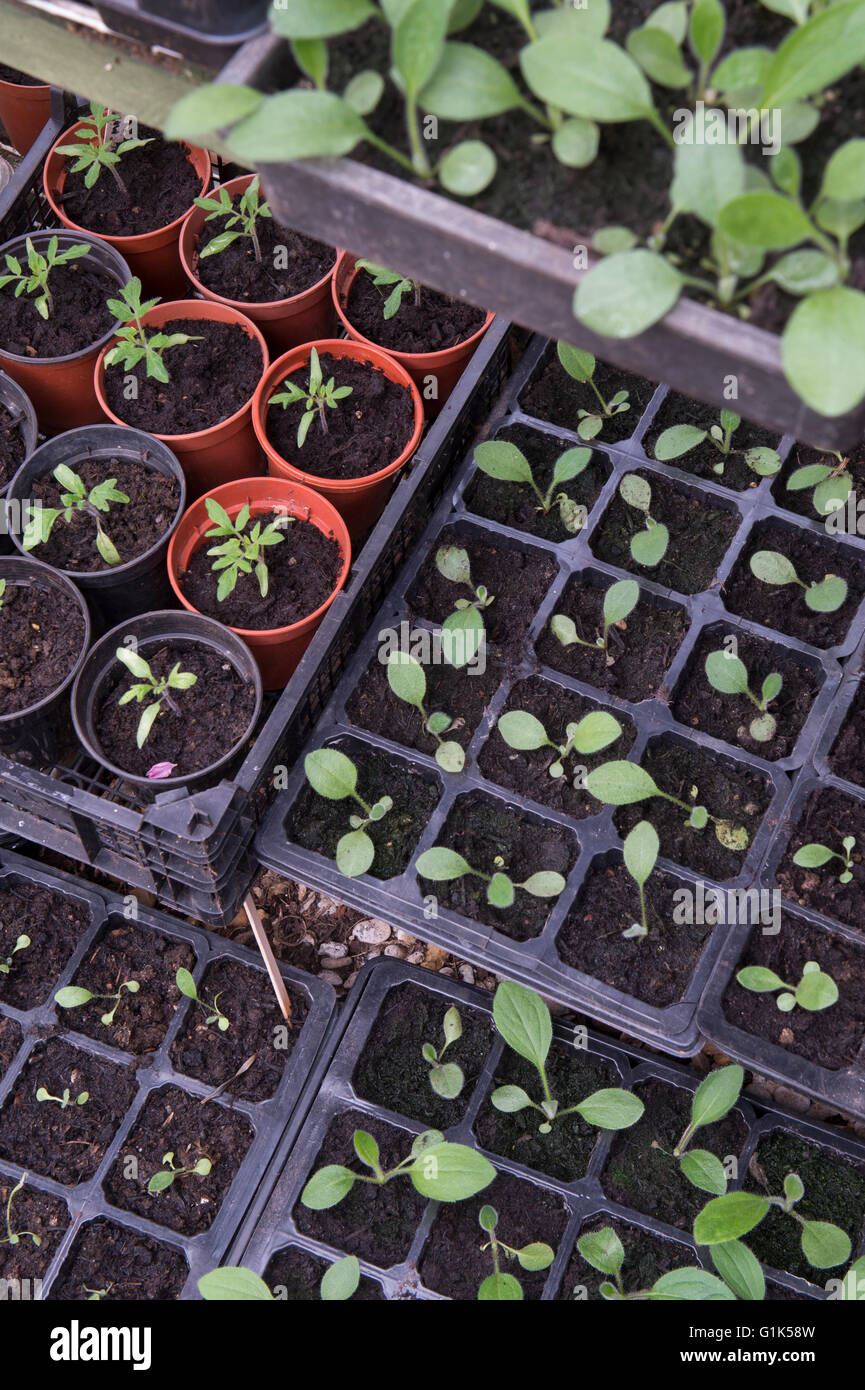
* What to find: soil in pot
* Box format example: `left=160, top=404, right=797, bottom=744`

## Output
left=177, top=512, right=342, bottom=630
left=723, top=519, right=865, bottom=649
left=773, top=442, right=865, bottom=524
left=744, top=1130, right=865, bottom=1284
left=0, top=405, right=28, bottom=488
left=102, top=321, right=263, bottom=435
left=0, top=1180, right=69, bottom=1285
left=479, top=677, right=637, bottom=818
left=723, top=914, right=865, bottom=1071
left=645, top=393, right=782, bottom=492
left=46, top=1216, right=189, bottom=1301
left=0, top=878, right=91, bottom=1010
left=777, top=787, right=865, bottom=932
left=0, top=1017, right=21, bottom=1081
left=0, top=66, right=45, bottom=85
left=557, top=1215, right=694, bottom=1301
left=590, top=469, right=740, bottom=595
left=0, top=258, right=116, bottom=358
left=535, top=575, right=688, bottom=702
left=671, top=627, right=822, bottom=762
left=613, top=740, right=772, bottom=881
left=346, top=265, right=487, bottom=354
left=264, top=1243, right=385, bottom=1300
left=0, top=579, right=86, bottom=718
left=169, top=957, right=309, bottom=1104
left=463, top=422, right=611, bottom=542
left=0, top=1037, right=136, bottom=1185
left=93, top=641, right=257, bottom=779
left=195, top=208, right=335, bottom=305
left=518, top=345, right=655, bottom=443
left=57, top=129, right=202, bottom=239
left=288, top=745, right=439, bottom=880
left=22, top=458, right=180, bottom=572
left=351, top=981, right=494, bottom=1130
left=555, top=860, right=713, bottom=1009
left=474, top=1039, right=621, bottom=1183
left=62, top=917, right=194, bottom=1056
left=417, top=789, right=577, bottom=941
left=830, top=683, right=865, bottom=789
left=103, top=1084, right=254, bottom=1237
left=602, top=1078, right=748, bottom=1232
left=293, top=1108, right=428, bottom=1268
left=418, top=1167, right=569, bottom=1300
left=264, top=352, right=415, bottom=481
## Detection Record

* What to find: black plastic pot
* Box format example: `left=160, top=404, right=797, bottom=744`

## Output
left=0, top=554, right=91, bottom=768
left=6, top=425, right=187, bottom=627
left=0, top=369, right=37, bottom=556
left=93, top=0, right=268, bottom=64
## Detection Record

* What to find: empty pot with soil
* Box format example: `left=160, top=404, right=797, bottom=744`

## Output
left=179, top=173, right=338, bottom=354
left=6, top=423, right=186, bottom=626
left=0, top=371, right=37, bottom=556
left=0, top=67, right=52, bottom=156
left=0, top=554, right=91, bottom=767
left=252, top=338, right=423, bottom=540
left=167, top=474, right=351, bottom=690
left=71, top=609, right=263, bottom=793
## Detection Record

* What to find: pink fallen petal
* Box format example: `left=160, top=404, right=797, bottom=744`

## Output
left=147, top=762, right=177, bottom=780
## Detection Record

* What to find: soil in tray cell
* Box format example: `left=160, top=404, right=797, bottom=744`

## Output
left=0, top=260, right=117, bottom=359
left=557, top=1215, right=695, bottom=1301
left=744, top=1129, right=865, bottom=1285
left=644, top=392, right=782, bottom=493
left=418, top=1167, right=569, bottom=1300
left=417, top=789, right=577, bottom=942
left=463, top=422, right=611, bottom=543
left=196, top=213, right=335, bottom=305
left=722, top=912, right=865, bottom=1072
left=351, top=981, right=494, bottom=1130
left=474, top=1039, right=623, bottom=1184
left=602, top=1078, right=749, bottom=1232
left=103, top=1084, right=254, bottom=1238
left=722, top=519, right=865, bottom=649
left=288, top=743, right=439, bottom=880
left=0, top=1037, right=136, bottom=1185
left=0, top=1016, right=21, bottom=1082
left=0, top=878, right=91, bottom=1011
left=0, top=405, right=27, bottom=489
left=264, top=1243, right=385, bottom=1300
left=518, top=344, right=655, bottom=443
left=613, top=739, right=772, bottom=882
left=772, top=441, right=865, bottom=525
left=60, top=916, right=194, bottom=1056
left=479, top=676, right=637, bottom=818
left=555, top=858, right=713, bottom=1009
left=47, top=1216, right=189, bottom=1301
left=777, top=786, right=865, bottom=933
left=169, top=956, right=309, bottom=1104
left=535, top=572, right=688, bottom=703
left=0, top=1179, right=68, bottom=1286
left=293, top=1108, right=428, bottom=1269
left=671, top=624, right=822, bottom=762
left=0, top=580, right=86, bottom=718
left=346, top=266, right=487, bottom=354
left=829, top=683, right=865, bottom=789
left=590, top=468, right=740, bottom=596
left=59, top=130, right=201, bottom=239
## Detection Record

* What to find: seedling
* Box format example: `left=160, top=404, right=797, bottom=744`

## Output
left=104, top=279, right=200, bottom=384
left=667, top=1065, right=745, bottom=1197
left=557, top=343, right=631, bottom=441
left=197, top=1257, right=362, bottom=1301
left=435, top=545, right=493, bottom=669
left=473, top=438, right=589, bottom=534
left=496, top=706, right=623, bottom=786
left=416, top=846, right=566, bottom=912
left=704, top=649, right=783, bottom=743
left=22, top=463, right=130, bottom=567
left=147, top=1151, right=212, bottom=1195
left=36, top=1086, right=89, bottom=1109
left=489, top=981, right=644, bottom=1134
left=654, top=410, right=781, bottom=480
left=354, top=258, right=422, bottom=318
left=423, top=1006, right=464, bottom=1100
left=477, top=1204, right=555, bottom=1301
left=737, top=960, right=839, bottom=1013
left=577, top=1226, right=734, bottom=1302
left=0, top=934, right=30, bottom=975
left=304, top=748, right=393, bottom=878
left=301, top=1128, right=495, bottom=1210
left=621, top=821, right=659, bottom=941
left=203, top=498, right=290, bottom=601
left=0, top=579, right=4, bottom=609
left=618, top=475, right=670, bottom=567
left=786, top=453, right=853, bottom=518
left=386, top=652, right=465, bottom=773
left=55, top=979, right=140, bottom=1027
left=793, top=835, right=856, bottom=884
left=268, top=346, right=354, bottom=447
left=748, top=550, right=847, bottom=613
left=115, top=645, right=197, bottom=750
left=56, top=103, right=153, bottom=194
left=195, top=175, right=272, bottom=263
left=694, top=1171, right=852, bottom=1272
left=1, top=1176, right=41, bottom=1249
left=176, top=967, right=230, bottom=1033
left=0, top=235, right=91, bottom=319
left=550, top=578, right=639, bottom=659
left=585, top=760, right=750, bottom=853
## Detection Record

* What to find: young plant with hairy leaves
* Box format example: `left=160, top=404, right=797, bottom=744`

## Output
left=618, top=474, right=670, bottom=568
left=386, top=651, right=465, bottom=773
left=496, top=705, right=623, bottom=788
left=36, top=1085, right=88, bottom=1109
left=793, top=833, right=856, bottom=883
left=1, top=1175, right=42, bottom=1250
left=268, top=345, right=354, bottom=447
left=115, top=645, right=197, bottom=750
left=654, top=410, right=781, bottom=480
left=176, top=967, right=231, bottom=1033
left=22, top=463, right=130, bottom=567
left=0, top=934, right=29, bottom=976
left=195, top=175, right=272, bottom=263
left=0, top=235, right=91, bottom=320
left=786, top=450, right=854, bottom=518
left=550, top=578, right=639, bottom=661
left=354, top=258, right=422, bottom=317
left=203, top=498, right=290, bottom=601
left=473, top=437, right=589, bottom=534
left=423, top=1006, right=465, bottom=1100
left=435, top=544, right=493, bottom=669
left=749, top=549, right=847, bottom=612
left=416, top=845, right=566, bottom=912
left=148, top=1151, right=212, bottom=1195
left=577, top=1225, right=736, bottom=1301
left=477, top=1203, right=555, bottom=1300
left=556, top=342, right=632, bottom=440
left=104, top=279, right=200, bottom=383
left=694, top=1170, right=852, bottom=1272
left=304, top=748, right=394, bottom=878
left=668, top=1065, right=745, bottom=1197
left=55, top=979, right=140, bottom=1027
left=737, top=960, right=839, bottom=1013
left=704, top=649, right=783, bottom=743
left=56, top=103, right=153, bottom=195
left=301, top=1127, right=495, bottom=1211
left=585, top=760, right=751, bottom=853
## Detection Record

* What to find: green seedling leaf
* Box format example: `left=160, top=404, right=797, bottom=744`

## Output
left=497, top=710, right=548, bottom=750
left=552, top=117, right=600, bottom=168
left=585, top=761, right=660, bottom=806
left=577, top=1226, right=625, bottom=1277
left=474, top=440, right=533, bottom=484
left=408, top=1142, right=496, bottom=1201
left=493, top=980, right=551, bottom=1071
left=301, top=1165, right=356, bottom=1210
left=439, top=140, right=497, bottom=196
left=520, top=872, right=566, bottom=898
left=649, top=1269, right=736, bottom=1301
left=430, top=1062, right=464, bottom=1099
left=491, top=1084, right=534, bottom=1113
left=744, top=447, right=782, bottom=477
left=718, top=191, right=815, bottom=251
left=805, top=574, right=847, bottom=612
left=749, top=550, right=799, bottom=586
left=705, top=651, right=750, bottom=696
left=570, top=710, right=622, bottom=755
left=197, top=1267, right=274, bottom=1300
left=343, top=69, right=385, bottom=114
left=796, top=969, right=839, bottom=1011
left=575, top=250, right=683, bottom=339
left=781, top=287, right=865, bottom=417
left=689, top=1064, right=744, bottom=1131
left=320, top=1256, right=361, bottom=1301
left=269, top=0, right=376, bottom=39
left=387, top=651, right=427, bottom=706
left=603, top=579, right=639, bottom=627
left=420, top=41, right=524, bottom=119
left=689, top=0, right=725, bottom=66
left=353, top=1130, right=380, bottom=1171
left=654, top=425, right=708, bottom=460
left=416, top=847, right=474, bottom=881
left=227, top=90, right=369, bottom=163
left=710, top=1240, right=766, bottom=1302
left=623, top=820, right=659, bottom=888
left=628, top=24, right=691, bottom=87
left=336, top=829, right=375, bottom=878
left=793, top=843, right=835, bottom=868
left=55, top=987, right=96, bottom=1009
left=487, top=872, right=516, bottom=908
left=631, top=524, right=670, bottom=567
left=619, top=474, right=652, bottom=512
left=800, top=1221, right=851, bottom=1270
left=737, top=966, right=787, bottom=992
left=769, top=248, right=840, bottom=295
left=436, top=742, right=465, bottom=774
left=575, top=1088, right=645, bottom=1130
left=164, top=84, right=263, bottom=140
left=520, top=35, right=656, bottom=122
left=680, top=1150, right=728, bottom=1196
left=478, top=1272, right=523, bottom=1300
left=441, top=605, right=484, bottom=668
left=305, top=748, right=358, bottom=800
left=694, top=1192, right=770, bottom=1245
left=761, top=1, right=865, bottom=107
left=517, top=1242, right=555, bottom=1272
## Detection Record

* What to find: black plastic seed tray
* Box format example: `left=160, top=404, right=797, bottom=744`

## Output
left=56, top=0, right=269, bottom=67
left=0, top=846, right=336, bottom=1299
left=256, top=336, right=865, bottom=1055
left=227, top=958, right=861, bottom=1300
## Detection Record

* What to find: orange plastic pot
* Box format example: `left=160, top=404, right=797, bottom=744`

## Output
left=0, top=75, right=52, bottom=155
left=43, top=120, right=211, bottom=299
left=167, top=475, right=351, bottom=690
left=333, top=251, right=494, bottom=419
left=179, top=174, right=339, bottom=356
left=252, top=338, right=424, bottom=540
left=94, top=299, right=269, bottom=501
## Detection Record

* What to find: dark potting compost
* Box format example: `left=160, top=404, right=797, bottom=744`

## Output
left=0, top=66, right=45, bottom=84
left=464, top=422, right=611, bottom=542
left=59, top=130, right=202, bottom=238
left=0, top=582, right=86, bottom=716
left=0, top=1017, right=21, bottom=1081
left=46, top=1217, right=189, bottom=1301
left=346, top=266, right=487, bottom=354
left=196, top=209, right=335, bottom=303
left=0, top=260, right=116, bottom=358
left=0, top=1182, right=68, bottom=1285
left=0, top=405, right=27, bottom=487
left=778, top=786, right=865, bottom=932
left=0, top=878, right=91, bottom=1011
left=830, top=684, right=865, bottom=788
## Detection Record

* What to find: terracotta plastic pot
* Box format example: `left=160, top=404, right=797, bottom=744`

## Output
left=0, top=75, right=52, bottom=156
left=0, top=229, right=131, bottom=436
left=167, top=475, right=351, bottom=690
left=179, top=174, right=339, bottom=356
left=252, top=338, right=424, bottom=540
left=43, top=120, right=211, bottom=299
left=94, top=298, right=269, bottom=501
left=333, top=251, right=494, bottom=419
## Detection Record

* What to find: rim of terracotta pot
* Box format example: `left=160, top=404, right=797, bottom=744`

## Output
left=0, top=75, right=51, bottom=93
